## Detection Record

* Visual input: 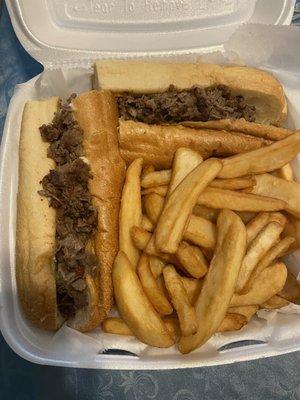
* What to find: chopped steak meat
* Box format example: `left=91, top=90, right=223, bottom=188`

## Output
left=40, top=99, right=83, bottom=164
left=117, top=85, right=256, bottom=125
left=39, top=97, right=98, bottom=318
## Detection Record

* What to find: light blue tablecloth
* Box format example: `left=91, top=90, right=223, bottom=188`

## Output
left=1, top=2, right=300, bottom=399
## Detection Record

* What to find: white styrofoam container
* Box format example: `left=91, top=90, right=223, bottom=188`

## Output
left=0, top=0, right=299, bottom=369
left=5, top=0, right=296, bottom=66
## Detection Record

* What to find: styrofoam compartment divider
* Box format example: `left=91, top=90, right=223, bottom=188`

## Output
left=0, top=0, right=299, bottom=369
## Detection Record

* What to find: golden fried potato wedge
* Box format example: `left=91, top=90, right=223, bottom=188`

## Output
left=163, top=265, right=198, bottom=336
left=180, top=277, right=204, bottom=305
left=137, top=254, right=173, bottom=315
left=141, top=169, right=171, bottom=188
left=228, top=305, right=259, bottom=322
left=144, top=193, right=217, bottom=250
left=119, top=158, right=143, bottom=268
left=179, top=210, right=246, bottom=354
left=248, top=173, right=300, bottom=218
left=245, top=236, right=295, bottom=292
left=261, top=295, right=290, bottom=309
left=141, top=214, right=154, bottom=232
left=246, top=212, right=270, bottom=245
left=197, top=188, right=286, bottom=212
left=236, top=221, right=285, bottom=293
left=176, top=242, right=208, bottom=278
left=155, top=158, right=222, bottom=253
left=209, top=177, right=255, bottom=190
left=278, top=272, right=300, bottom=302
left=113, top=251, right=174, bottom=347
left=102, top=317, right=133, bottom=336
left=217, top=314, right=247, bottom=332
left=219, top=131, right=300, bottom=178
left=230, top=262, right=287, bottom=307
left=167, top=147, right=203, bottom=195
left=149, top=256, right=165, bottom=279
left=144, top=193, right=164, bottom=224
left=277, top=163, right=294, bottom=181
left=142, top=186, right=169, bottom=196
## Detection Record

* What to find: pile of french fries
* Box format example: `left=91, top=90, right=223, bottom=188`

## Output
left=104, top=131, right=300, bottom=354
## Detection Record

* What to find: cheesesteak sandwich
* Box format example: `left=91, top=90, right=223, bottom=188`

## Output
left=16, top=90, right=125, bottom=331
left=95, top=61, right=291, bottom=168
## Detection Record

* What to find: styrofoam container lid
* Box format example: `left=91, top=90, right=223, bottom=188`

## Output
left=5, top=0, right=296, bottom=67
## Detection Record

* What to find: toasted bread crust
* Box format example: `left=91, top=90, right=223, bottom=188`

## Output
left=73, top=90, right=126, bottom=322
left=119, top=120, right=272, bottom=169
left=16, top=97, right=63, bottom=330
left=181, top=119, right=292, bottom=141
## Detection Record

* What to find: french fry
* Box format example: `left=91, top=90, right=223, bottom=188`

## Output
left=141, top=214, right=154, bottom=232
left=141, top=169, right=172, bottom=188
left=219, top=131, right=300, bottom=178
left=236, top=221, right=285, bottom=293
left=165, top=314, right=243, bottom=339
left=283, top=216, right=300, bottom=251
left=176, top=242, right=208, bottom=278
left=277, top=163, right=294, bottom=181
left=155, top=158, right=222, bottom=253
left=168, top=147, right=203, bottom=195
left=246, top=212, right=270, bottom=245
left=102, top=316, right=179, bottom=339
left=163, top=265, right=198, bottom=336
left=193, top=204, right=218, bottom=222
left=217, top=314, right=247, bottom=332
left=197, top=188, right=286, bottom=212
left=268, top=212, right=287, bottom=226
left=138, top=229, right=210, bottom=276
left=194, top=208, right=255, bottom=225
left=131, top=226, right=151, bottom=251
left=247, top=173, right=300, bottom=218
left=228, top=305, right=259, bottom=322
left=209, top=177, right=255, bottom=190
left=156, top=275, right=171, bottom=302
left=119, top=158, right=143, bottom=268
left=149, top=256, right=165, bottom=279
left=142, top=164, right=155, bottom=179
left=180, top=277, right=203, bottom=305
left=145, top=193, right=217, bottom=249
left=245, top=236, right=295, bottom=292
left=145, top=234, right=179, bottom=265
left=144, top=193, right=164, bottom=224
left=278, top=272, right=300, bottom=302
left=166, top=313, right=248, bottom=336
left=142, top=186, right=168, bottom=196
left=102, top=314, right=248, bottom=337
left=244, top=209, right=285, bottom=243
left=137, top=254, right=173, bottom=315
left=261, top=295, right=290, bottom=309
left=164, top=316, right=181, bottom=339
left=102, top=317, right=133, bottom=336
left=113, top=251, right=174, bottom=347
left=102, top=316, right=180, bottom=339
left=230, top=262, right=288, bottom=307
left=184, top=215, right=217, bottom=250
left=179, top=210, right=247, bottom=354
